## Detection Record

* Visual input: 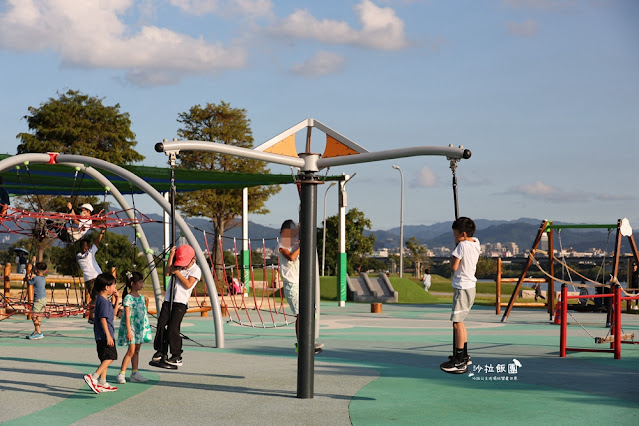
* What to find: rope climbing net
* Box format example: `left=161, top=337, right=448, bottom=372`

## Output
left=185, top=223, right=294, bottom=328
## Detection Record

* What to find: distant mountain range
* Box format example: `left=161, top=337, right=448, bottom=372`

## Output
left=1, top=214, right=630, bottom=254
left=370, top=218, right=631, bottom=253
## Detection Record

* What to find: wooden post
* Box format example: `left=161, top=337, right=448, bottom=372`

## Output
left=3, top=263, right=10, bottom=298
left=626, top=257, right=633, bottom=313
left=371, top=303, right=382, bottom=313
left=501, top=220, right=548, bottom=322
left=610, top=219, right=623, bottom=284
left=496, top=258, right=502, bottom=315
left=1, top=263, right=10, bottom=319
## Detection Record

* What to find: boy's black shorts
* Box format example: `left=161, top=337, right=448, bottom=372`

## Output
left=96, top=340, right=118, bottom=361
left=85, top=279, right=97, bottom=300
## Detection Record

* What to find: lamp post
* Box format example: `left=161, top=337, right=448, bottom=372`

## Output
left=392, top=165, right=404, bottom=278
left=322, top=182, right=337, bottom=276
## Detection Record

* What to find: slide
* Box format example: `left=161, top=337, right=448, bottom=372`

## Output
left=347, top=272, right=398, bottom=303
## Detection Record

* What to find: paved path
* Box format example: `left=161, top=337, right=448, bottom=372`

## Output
left=1, top=303, right=638, bottom=425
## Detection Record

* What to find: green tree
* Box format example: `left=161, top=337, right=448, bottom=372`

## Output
left=318, top=208, right=376, bottom=275
left=174, top=101, right=281, bottom=275
left=14, top=89, right=144, bottom=262
left=405, top=237, right=430, bottom=277
left=476, top=256, right=497, bottom=279
left=17, top=89, right=143, bottom=163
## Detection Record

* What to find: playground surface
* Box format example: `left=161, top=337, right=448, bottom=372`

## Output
left=1, top=302, right=638, bottom=425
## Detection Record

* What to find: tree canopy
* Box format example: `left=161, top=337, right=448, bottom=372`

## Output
left=174, top=101, right=281, bottom=274
left=16, top=89, right=144, bottom=164
left=318, top=208, right=376, bottom=275
left=405, top=237, right=430, bottom=277
left=13, top=89, right=143, bottom=261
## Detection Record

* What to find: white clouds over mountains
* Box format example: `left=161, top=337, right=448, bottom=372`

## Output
left=0, top=0, right=408, bottom=86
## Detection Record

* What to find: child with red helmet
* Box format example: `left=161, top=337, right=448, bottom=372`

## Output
left=151, top=244, right=201, bottom=367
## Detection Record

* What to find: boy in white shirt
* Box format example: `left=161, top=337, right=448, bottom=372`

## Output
left=440, top=217, right=480, bottom=374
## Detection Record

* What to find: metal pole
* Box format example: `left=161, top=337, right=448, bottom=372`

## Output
left=450, top=159, right=460, bottom=220
left=392, top=165, right=404, bottom=278
left=298, top=170, right=318, bottom=399
left=322, top=182, right=336, bottom=276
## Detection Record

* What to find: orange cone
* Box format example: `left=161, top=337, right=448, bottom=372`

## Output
left=553, top=299, right=562, bottom=324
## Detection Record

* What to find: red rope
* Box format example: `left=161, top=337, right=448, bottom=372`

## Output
left=198, top=230, right=294, bottom=328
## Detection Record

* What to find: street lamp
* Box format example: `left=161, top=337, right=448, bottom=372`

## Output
left=392, top=165, right=404, bottom=278
left=322, top=182, right=337, bottom=276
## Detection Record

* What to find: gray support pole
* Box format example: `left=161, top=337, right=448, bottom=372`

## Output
left=297, top=169, right=318, bottom=399
left=163, top=192, right=170, bottom=291
left=392, top=165, right=404, bottom=278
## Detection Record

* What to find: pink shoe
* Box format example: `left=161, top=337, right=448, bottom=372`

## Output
left=84, top=374, right=100, bottom=394
left=96, top=382, right=118, bottom=392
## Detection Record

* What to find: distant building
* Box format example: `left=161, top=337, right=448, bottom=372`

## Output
left=372, top=248, right=390, bottom=258
left=482, top=242, right=519, bottom=258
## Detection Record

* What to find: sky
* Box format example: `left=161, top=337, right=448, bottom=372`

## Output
left=0, top=0, right=637, bottom=232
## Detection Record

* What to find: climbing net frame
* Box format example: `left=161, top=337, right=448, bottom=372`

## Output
left=184, top=224, right=296, bottom=328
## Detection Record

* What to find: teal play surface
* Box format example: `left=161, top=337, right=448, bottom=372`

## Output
left=1, top=303, right=638, bottom=425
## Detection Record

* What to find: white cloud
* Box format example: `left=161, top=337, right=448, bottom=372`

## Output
left=502, top=0, right=578, bottom=11
left=169, top=0, right=221, bottom=15
left=291, top=51, right=346, bottom=77
left=231, top=0, right=274, bottom=18
left=269, top=0, right=408, bottom=50
left=0, top=0, right=247, bottom=86
left=514, top=181, right=560, bottom=197
left=170, top=0, right=273, bottom=18
left=416, top=166, right=437, bottom=187
left=505, top=19, right=538, bottom=37
left=509, top=180, right=635, bottom=203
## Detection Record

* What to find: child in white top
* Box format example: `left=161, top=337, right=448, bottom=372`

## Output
left=440, top=217, right=480, bottom=375
left=151, top=245, right=201, bottom=367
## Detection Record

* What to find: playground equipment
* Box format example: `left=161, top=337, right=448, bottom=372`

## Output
left=559, top=283, right=638, bottom=359
left=0, top=153, right=224, bottom=348
left=501, top=218, right=639, bottom=323
left=1, top=263, right=89, bottom=320
left=155, top=117, right=471, bottom=398
left=494, top=258, right=547, bottom=315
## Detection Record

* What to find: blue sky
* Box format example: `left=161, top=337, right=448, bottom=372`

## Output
left=0, top=0, right=637, bottom=232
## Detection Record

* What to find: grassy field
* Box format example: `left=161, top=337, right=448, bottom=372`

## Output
left=6, top=270, right=537, bottom=307
left=318, top=274, right=536, bottom=307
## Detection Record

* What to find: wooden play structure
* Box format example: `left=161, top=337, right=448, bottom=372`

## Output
left=500, top=218, right=639, bottom=323
left=494, top=258, right=547, bottom=315
left=1, top=262, right=89, bottom=320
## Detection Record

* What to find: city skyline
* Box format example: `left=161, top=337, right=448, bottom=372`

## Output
left=0, top=1, right=637, bottom=231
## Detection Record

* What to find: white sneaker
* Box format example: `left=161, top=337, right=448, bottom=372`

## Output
left=116, top=373, right=126, bottom=384
left=130, top=372, right=148, bottom=383
left=97, top=382, right=118, bottom=392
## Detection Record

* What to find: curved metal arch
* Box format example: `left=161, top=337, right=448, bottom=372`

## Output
left=55, top=162, right=161, bottom=306
left=0, top=153, right=224, bottom=348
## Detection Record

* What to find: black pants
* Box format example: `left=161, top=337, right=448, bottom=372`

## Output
left=154, top=301, right=187, bottom=357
